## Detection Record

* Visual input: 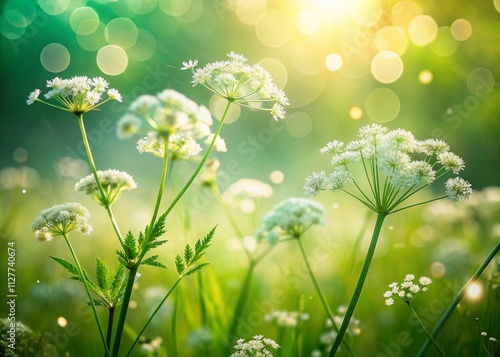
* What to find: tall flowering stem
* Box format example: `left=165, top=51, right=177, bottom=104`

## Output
left=417, top=239, right=500, bottom=356
left=77, top=114, right=125, bottom=248
left=61, top=232, right=111, bottom=357
left=329, top=212, right=386, bottom=356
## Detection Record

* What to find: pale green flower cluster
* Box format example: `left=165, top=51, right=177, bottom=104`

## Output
left=383, top=274, right=432, bottom=306
left=223, top=178, right=273, bottom=213
left=264, top=310, right=310, bottom=327
left=182, top=52, right=289, bottom=121
left=27, top=76, right=121, bottom=114
left=256, top=198, right=325, bottom=242
left=305, top=124, right=473, bottom=212
left=118, top=89, right=225, bottom=160
left=31, top=202, right=92, bottom=241
left=317, top=306, right=361, bottom=348
left=75, top=169, right=137, bottom=206
left=230, top=335, right=280, bottom=357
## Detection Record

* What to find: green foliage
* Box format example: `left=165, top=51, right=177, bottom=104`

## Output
left=142, top=254, right=167, bottom=269
left=175, top=226, right=215, bottom=276
left=92, top=257, right=126, bottom=308
left=50, top=256, right=80, bottom=280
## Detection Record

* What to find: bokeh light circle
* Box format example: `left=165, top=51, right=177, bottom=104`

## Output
left=77, top=22, right=107, bottom=51
left=270, top=170, right=284, bottom=184
left=418, top=70, right=433, bottom=84
left=408, top=15, right=438, bottom=46
left=451, top=19, right=472, bottom=41
left=105, top=18, right=138, bottom=49
left=70, top=7, right=99, bottom=35
left=126, top=0, right=157, bottom=15
left=349, top=106, right=363, bottom=120
left=365, top=88, right=401, bottom=123
left=431, top=27, right=459, bottom=57
left=289, top=44, right=325, bottom=75
left=4, top=10, right=30, bottom=28
left=0, top=13, right=26, bottom=39
left=286, top=73, right=327, bottom=108
left=5, top=0, right=37, bottom=25
left=256, top=9, right=293, bottom=48
left=371, top=51, right=403, bottom=83
left=430, top=261, right=446, bottom=277
left=351, top=0, right=382, bottom=26
left=374, top=26, right=408, bottom=55
left=128, top=29, right=156, bottom=62
left=467, top=67, right=495, bottom=95
left=296, top=9, right=321, bottom=35
left=38, top=0, right=70, bottom=16
left=158, top=0, right=191, bottom=16
left=209, top=96, right=241, bottom=124
left=325, top=53, right=343, bottom=72
left=40, top=43, right=71, bottom=73
left=390, top=1, right=422, bottom=28
left=13, top=147, right=28, bottom=163
left=175, top=0, right=204, bottom=24
left=97, top=45, right=128, bottom=75
left=235, top=0, right=267, bottom=25
left=258, top=58, right=288, bottom=89
left=285, top=111, right=313, bottom=138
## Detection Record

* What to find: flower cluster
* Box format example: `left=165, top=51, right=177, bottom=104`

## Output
left=31, top=202, right=92, bottom=241
left=27, top=76, right=121, bottom=114
left=223, top=178, right=274, bottom=213
left=230, top=335, right=280, bottom=357
left=383, top=274, right=432, bottom=306
left=264, top=310, right=310, bottom=328
left=305, top=124, right=473, bottom=213
left=256, top=198, right=325, bottom=242
left=74, top=169, right=137, bottom=206
left=182, top=52, right=289, bottom=121
left=118, top=89, right=226, bottom=160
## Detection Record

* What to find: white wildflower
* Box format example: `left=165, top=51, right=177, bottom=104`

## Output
left=75, top=169, right=137, bottom=206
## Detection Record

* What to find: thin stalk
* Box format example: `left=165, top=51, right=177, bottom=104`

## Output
left=125, top=277, right=183, bottom=357
left=417, top=239, right=500, bottom=357
left=106, top=307, right=115, bottom=352
left=277, top=326, right=285, bottom=357
left=409, top=304, right=445, bottom=357
left=162, top=100, right=231, bottom=218
left=77, top=114, right=125, bottom=248
left=147, top=139, right=170, bottom=235
left=388, top=195, right=447, bottom=215
left=198, top=271, right=207, bottom=326
left=171, top=290, right=179, bottom=357
left=329, top=212, right=387, bottom=356
left=228, top=261, right=256, bottom=343
left=61, top=233, right=111, bottom=357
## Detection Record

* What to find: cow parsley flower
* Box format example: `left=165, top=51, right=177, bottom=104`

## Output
left=305, top=124, right=473, bottom=213
left=182, top=52, right=289, bottom=120
left=75, top=169, right=137, bottom=206
left=27, top=76, right=120, bottom=115
left=32, top=202, right=92, bottom=241
left=230, top=335, right=280, bottom=357
left=137, top=132, right=207, bottom=160
left=383, top=275, right=432, bottom=306
left=256, top=198, right=325, bottom=240
left=223, top=178, right=273, bottom=213
left=264, top=310, right=310, bottom=328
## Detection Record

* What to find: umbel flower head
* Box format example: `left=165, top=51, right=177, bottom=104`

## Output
left=118, top=89, right=226, bottom=160
left=182, top=52, right=289, bottom=121
left=75, top=169, right=137, bottom=206
left=305, top=124, right=473, bottom=214
left=383, top=274, right=432, bottom=306
left=223, top=178, right=273, bottom=213
left=27, top=76, right=121, bottom=115
left=256, top=197, right=325, bottom=243
left=264, top=310, right=310, bottom=328
left=31, top=202, right=92, bottom=241
left=230, top=335, right=280, bottom=357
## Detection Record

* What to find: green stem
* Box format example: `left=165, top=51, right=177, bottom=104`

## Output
left=198, top=270, right=207, bottom=326
left=171, top=289, right=179, bottom=357
left=409, top=304, right=445, bottom=357
left=329, top=212, right=387, bottom=356
left=162, top=100, right=231, bottom=219
left=106, top=307, right=115, bottom=352
left=125, top=277, right=183, bottom=357
left=61, top=233, right=111, bottom=357
left=111, top=265, right=137, bottom=357
left=77, top=114, right=125, bottom=248
left=388, top=195, right=447, bottom=215
left=147, top=139, right=170, bottom=236
left=417, top=239, right=500, bottom=357
left=228, top=261, right=256, bottom=343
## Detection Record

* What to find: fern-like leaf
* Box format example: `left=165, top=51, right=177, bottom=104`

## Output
left=142, top=255, right=167, bottom=269
left=185, top=262, right=211, bottom=276
left=175, top=255, right=185, bottom=275
left=95, top=256, right=110, bottom=290
left=184, top=245, right=194, bottom=265
left=123, top=231, right=137, bottom=260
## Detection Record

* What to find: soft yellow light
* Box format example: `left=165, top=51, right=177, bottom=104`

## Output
left=256, top=9, right=293, bottom=48
left=236, top=0, right=267, bottom=25
left=408, top=15, right=438, bottom=46
left=296, top=9, right=321, bottom=35
left=349, top=106, right=363, bottom=120
left=325, top=53, right=343, bottom=71
left=374, top=26, right=408, bottom=55
left=57, top=317, right=67, bottom=328
left=365, top=88, right=400, bottom=123
left=270, top=170, right=284, bottom=184
left=371, top=51, right=403, bottom=84
left=70, top=7, right=99, bottom=35
left=97, top=45, right=128, bottom=75
left=451, top=19, right=472, bottom=41
left=418, top=70, right=433, bottom=84
left=431, top=27, right=459, bottom=57
left=466, top=283, right=482, bottom=300
left=391, top=1, right=422, bottom=28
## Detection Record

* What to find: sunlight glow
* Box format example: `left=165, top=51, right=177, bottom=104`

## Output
left=466, top=283, right=482, bottom=300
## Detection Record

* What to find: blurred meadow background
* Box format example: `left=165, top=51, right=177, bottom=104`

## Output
left=1, top=0, right=500, bottom=356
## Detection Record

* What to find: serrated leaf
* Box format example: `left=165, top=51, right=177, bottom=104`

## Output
left=150, top=212, right=167, bottom=241
left=185, top=262, right=211, bottom=276
left=50, top=256, right=79, bottom=276
left=175, top=255, right=185, bottom=275
left=138, top=231, right=145, bottom=248
left=124, top=231, right=137, bottom=260
left=95, top=256, right=109, bottom=290
left=111, top=265, right=125, bottom=294
left=142, top=255, right=167, bottom=269
left=147, top=239, right=168, bottom=251
left=184, top=245, right=194, bottom=264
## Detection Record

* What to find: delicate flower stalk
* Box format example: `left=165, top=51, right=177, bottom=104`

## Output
left=417, top=239, right=500, bottom=356
left=229, top=335, right=280, bottom=357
